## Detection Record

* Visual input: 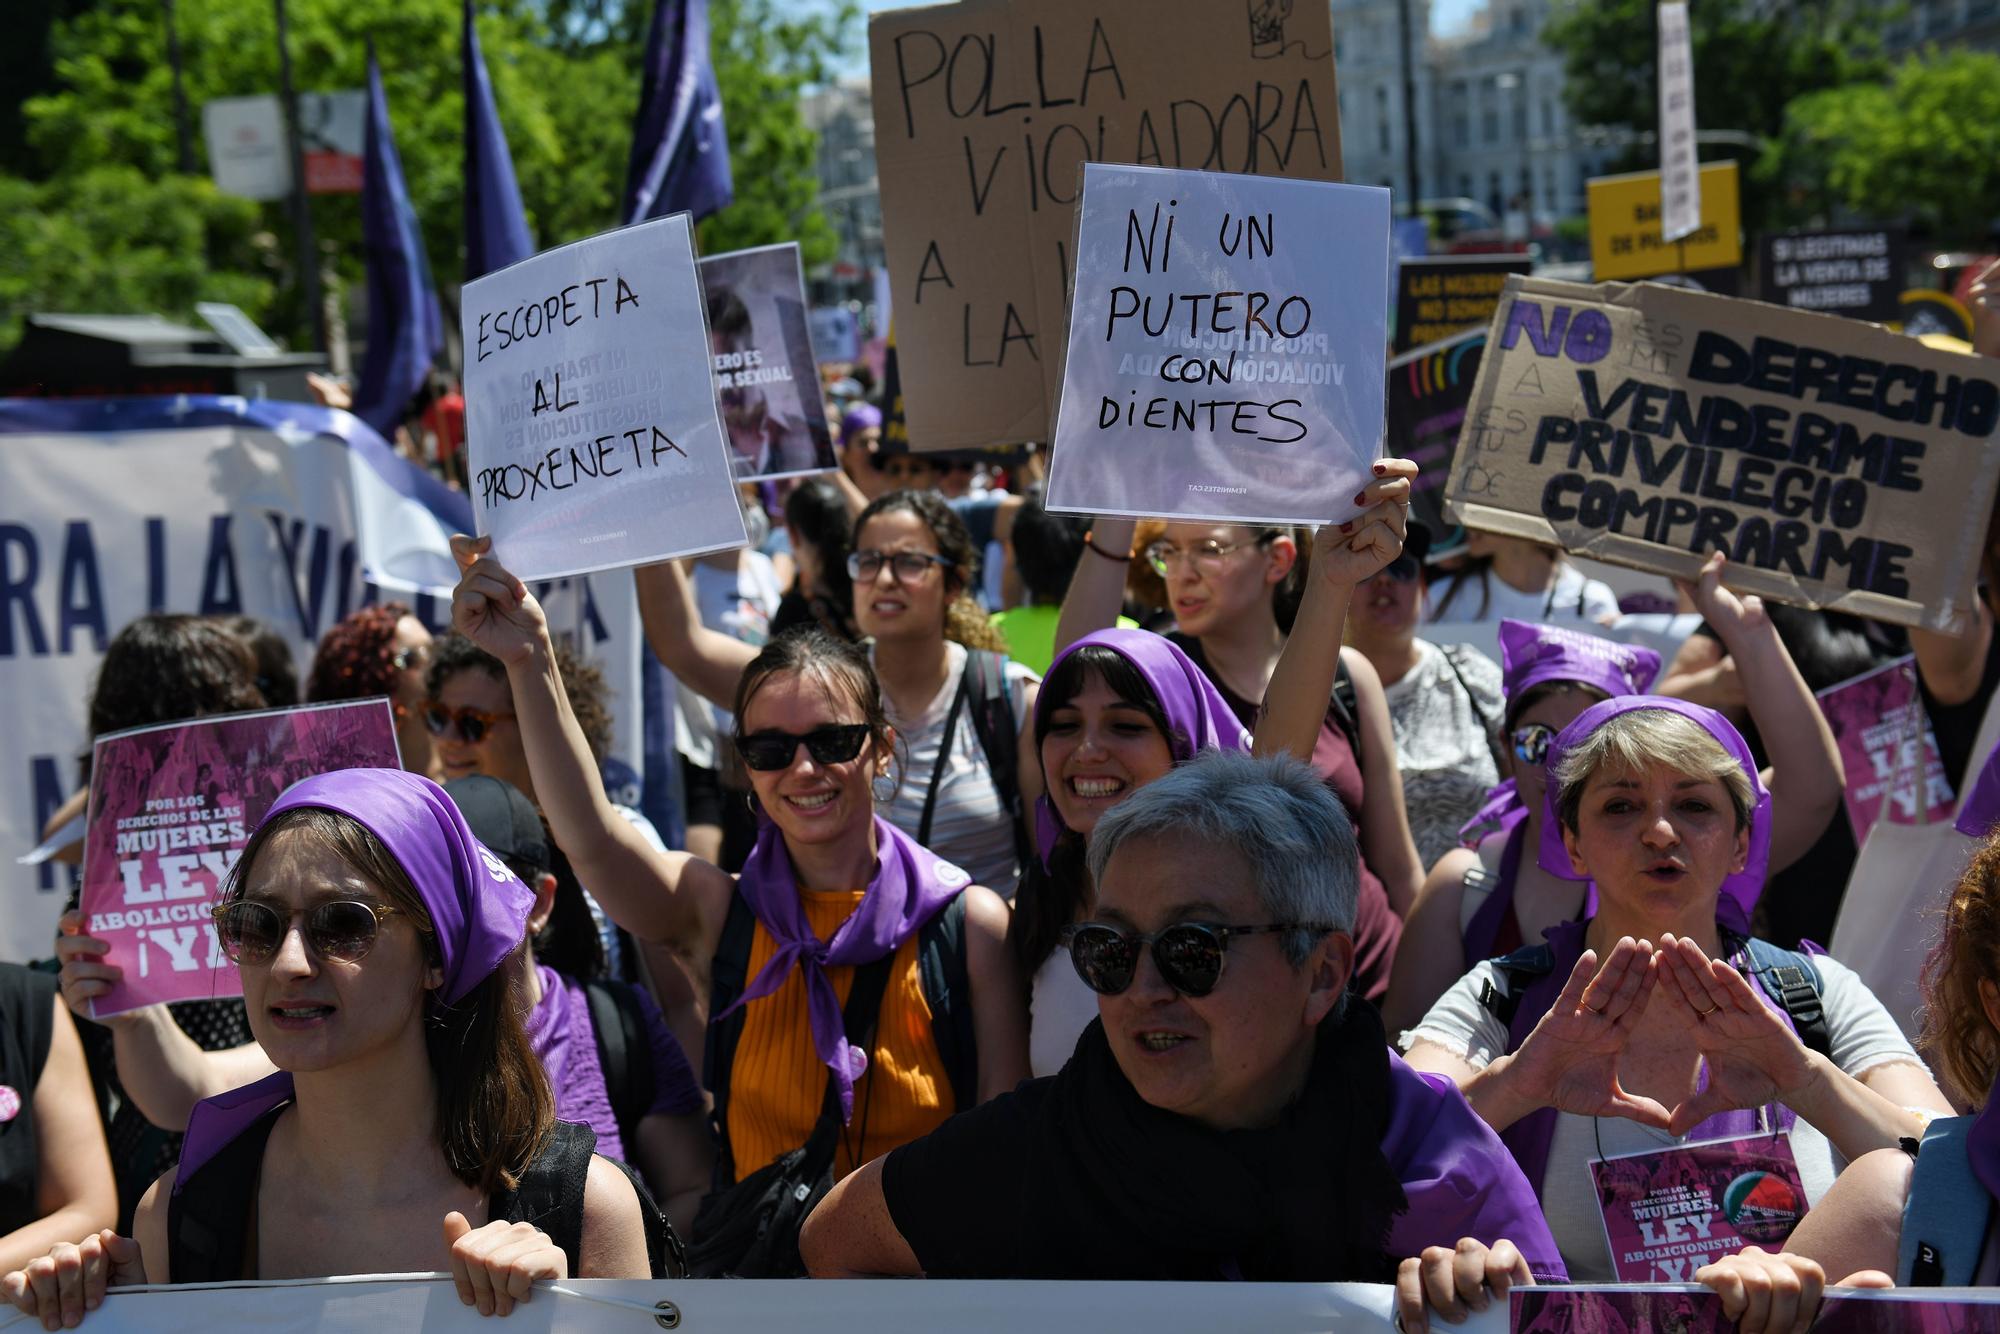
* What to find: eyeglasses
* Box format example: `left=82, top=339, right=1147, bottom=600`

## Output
left=847, top=549, right=954, bottom=583
left=1512, top=721, right=1558, bottom=766
left=212, top=898, right=403, bottom=966
left=423, top=702, right=515, bottom=744
left=1143, top=538, right=1261, bottom=578
left=735, top=723, right=872, bottom=772
left=390, top=644, right=430, bottom=672
left=1061, top=920, right=1335, bottom=998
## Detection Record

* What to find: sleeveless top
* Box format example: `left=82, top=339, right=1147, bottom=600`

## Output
left=0, top=966, right=55, bottom=1235
left=724, top=888, right=954, bottom=1179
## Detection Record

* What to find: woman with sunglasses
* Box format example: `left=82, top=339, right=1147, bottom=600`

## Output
left=4, top=769, right=658, bottom=1328
left=640, top=489, right=1042, bottom=898
left=452, top=535, right=1027, bottom=1271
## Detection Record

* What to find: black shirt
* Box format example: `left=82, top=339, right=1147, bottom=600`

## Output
left=0, top=966, right=56, bottom=1235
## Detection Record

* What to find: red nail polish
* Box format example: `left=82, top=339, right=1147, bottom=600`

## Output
left=1354, top=492, right=1368, bottom=505
left=1372, top=462, right=1387, bottom=475
left=1340, top=521, right=1354, bottom=533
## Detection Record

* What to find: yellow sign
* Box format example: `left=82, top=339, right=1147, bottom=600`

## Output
left=1587, top=161, right=1742, bottom=281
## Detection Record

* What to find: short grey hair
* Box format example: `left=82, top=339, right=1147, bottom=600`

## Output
left=1086, top=750, right=1359, bottom=966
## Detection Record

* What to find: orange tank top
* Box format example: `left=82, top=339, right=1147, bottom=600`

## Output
left=724, top=887, right=955, bottom=1180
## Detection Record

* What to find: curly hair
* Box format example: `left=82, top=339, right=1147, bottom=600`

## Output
left=89, top=613, right=265, bottom=742
left=1921, top=831, right=2000, bottom=1106
left=426, top=633, right=615, bottom=763
left=853, top=489, right=1007, bottom=653
left=306, top=603, right=411, bottom=703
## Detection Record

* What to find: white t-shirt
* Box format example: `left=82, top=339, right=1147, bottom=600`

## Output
left=1426, top=562, right=1620, bottom=627
left=1382, top=640, right=1503, bottom=870
left=1029, top=948, right=1099, bottom=1078
left=873, top=640, right=1037, bottom=898
left=1404, top=951, right=1928, bottom=1281
left=674, top=553, right=783, bottom=770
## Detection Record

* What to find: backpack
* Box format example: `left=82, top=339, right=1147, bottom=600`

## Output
left=583, top=977, right=658, bottom=1151
left=1328, top=657, right=1362, bottom=766
left=1897, top=1115, right=1996, bottom=1286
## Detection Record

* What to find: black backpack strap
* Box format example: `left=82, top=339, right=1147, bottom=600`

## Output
left=1476, top=943, right=1555, bottom=1029
left=1437, top=643, right=1501, bottom=738
left=962, top=648, right=1033, bottom=872
left=1736, top=936, right=1831, bottom=1057
left=1329, top=655, right=1363, bottom=766
left=917, top=665, right=973, bottom=849
left=489, top=1121, right=595, bottom=1277
left=704, top=892, right=759, bottom=1183
left=585, top=977, right=657, bottom=1150
left=167, top=1108, right=283, bottom=1282
left=916, top=894, right=978, bottom=1112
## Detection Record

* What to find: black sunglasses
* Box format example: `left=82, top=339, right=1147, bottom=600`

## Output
left=1062, top=920, right=1336, bottom=998
left=1382, top=552, right=1422, bottom=583
left=735, top=723, right=872, bottom=772
left=212, top=898, right=403, bottom=966
left=1512, top=721, right=1558, bottom=766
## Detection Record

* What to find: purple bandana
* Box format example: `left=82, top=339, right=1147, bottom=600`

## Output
left=1536, top=696, right=1772, bottom=932
left=726, top=814, right=968, bottom=1120
left=1499, top=619, right=1660, bottom=710
left=175, top=768, right=534, bottom=1192
left=1033, top=628, right=1253, bottom=867
left=840, top=402, right=883, bottom=441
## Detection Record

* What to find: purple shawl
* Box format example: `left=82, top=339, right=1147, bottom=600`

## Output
left=725, top=814, right=969, bottom=1120
left=1033, top=628, right=1253, bottom=866
left=175, top=769, right=534, bottom=1192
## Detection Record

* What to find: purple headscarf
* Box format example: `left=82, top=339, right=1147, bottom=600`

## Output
left=175, top=769, right=534, bottom=1192
left=1536, top=695, right=1771, bottom=932
left=726, top=815, right=968, bottom=1121
left=840, top=403, right=883, bottom=442
left=1033, top=629, right=1253, bottom=867
left=1498, top=619, right=1661, bottom=706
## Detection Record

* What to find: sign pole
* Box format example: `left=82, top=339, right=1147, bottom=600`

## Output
left=273, top=0, right=325, bottom=353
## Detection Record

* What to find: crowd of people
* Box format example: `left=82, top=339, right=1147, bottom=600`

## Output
left=5, top=417, right=2000, bottom=1333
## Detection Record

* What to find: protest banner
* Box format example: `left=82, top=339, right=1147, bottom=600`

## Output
left=1388, top=327, right=1485, bottom=554
left=1043, top=163, right=1389, bottom=526
left=1393, top=256, right=1531, bottom=354
left=1816, top=656, right=1954, bottom=845
left=1588, top=161, right=1741, bottom=283
left=1760, top=229, right=1905, bottom=324
left=868, top=0, right=1342, bottom=452
left=78, top=700, right=400, bottom=1016
left=1591, top=1131, right=1807, bottom=1283
left=0, top=396, right=671, bottom=965
left=1442, top=276, right=2000, bottom=633
left=698, top=243, right=837, bottom=481
left=1517, top=1286, right=2000, bottom=1333
left=461, top=215, right=748, bottom=581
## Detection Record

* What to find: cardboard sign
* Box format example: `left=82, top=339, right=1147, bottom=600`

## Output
left=1816, top=655, right=1955, bottom=843
left=1591, top=1131, right=1807, bottom=1283
left=1044, top=163, right=1389, bottom=526
left=1443, top=275, right=2000, bottom=632
left=697, top=243, right=837, bottom=481
left=1588, top=161, right=1741, bottom=282
left=79, top=700, right=401, bottom=1017
left=1394, top=256, right=1531, bottom=353
left=461, top=214, right=749, bottom=580
left=1760, top=229, right=1906, bottom=324
left=1388, top=327, right=1485, bottom=553
left=868, top=0, right=1343, bottom=452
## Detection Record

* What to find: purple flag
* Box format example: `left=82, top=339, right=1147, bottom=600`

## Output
left=463, top=0, right=534, bottom=281
left=352, top=49, right=446, bottom=439
left=622, top=0, right=734, bottom=226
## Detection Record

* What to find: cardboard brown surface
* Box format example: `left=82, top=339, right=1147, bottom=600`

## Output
left=868, top=0, right=1342, bottom=451
left=1444, top=276, right=2000, bottom=633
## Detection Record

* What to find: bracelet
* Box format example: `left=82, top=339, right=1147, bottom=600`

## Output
left=1083, top=532, right=1133, bottom=563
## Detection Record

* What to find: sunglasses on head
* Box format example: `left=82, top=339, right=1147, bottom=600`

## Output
left=212, top=898, right=403, bottom=966
left=424, top=702, right=514, bottom=744
left=735, top=723, right=872, bottom=772
left=1512, top=721, right=1558, bottom=766
left=1062, top=920, right=1335, bottom=998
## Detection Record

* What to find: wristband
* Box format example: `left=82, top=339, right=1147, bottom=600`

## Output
left=1083, top=532, right=1133, bottom=563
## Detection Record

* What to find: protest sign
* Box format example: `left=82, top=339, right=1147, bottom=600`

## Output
left=1760, top=229, right=1905, bottom=323
left=1591, top=1131, right=1807, bottom=1283
left=1816, top=656, right=1954, bottom=844
left=1656, top=0, right=1700, bottom=243
left=1517, top=1286, right=2000, bottom=1333
left=1044, top=164, right=1389, bottom=526
left=1388, top=327, right=1485, bottom=553
left=461, top=215, right=748, bottom=581
left=1442, top=275, right=2000, bottom=632
left=868, top=0, right=1342, bottom=452
left=79, top=700, right=400, bottom=1016
left=1588, top=161, right=1741, bottom=282
left=1393, top=256, right=1531, bottom=353
left=698, top=243, right=837, bottom=480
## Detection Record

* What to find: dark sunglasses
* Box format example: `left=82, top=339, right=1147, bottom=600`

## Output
left=735, top=723, right=872, bottom=772
left=212, top=898, right=403, bottom=966
left=1512, top=721, right=1558, bottom=766
left=1381, top=552, right=1422, bottom=583
left=1061, top=920, right=1335, bottom=998
left=847, top=548, right=955, bottom=583
left=423, top=702, right=515, bottom=744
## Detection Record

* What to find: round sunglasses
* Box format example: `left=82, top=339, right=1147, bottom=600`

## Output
left=424, top=702, right=515, bottom=745
left=735, top=723, right=872, bottom=772
left=1061, top=920, right=1336, bottom=998
left=212, top=898, right=404, bottom=966
left=1512, top=721, right=1558, bottom=766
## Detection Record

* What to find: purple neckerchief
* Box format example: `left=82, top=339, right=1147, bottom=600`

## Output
left=1457, top=778, right=1525, bottom=847
left=1497, top=920, right=1803, bottom=1195
left=175, top=768, right=533, bottom=1194
left=726, top=814, right=969, bottom=1120
left=525, top=965, right=623, bottom=1162
left=1462, top=820, right=1530, bottom=964
left=1499, top=619, right=1661, bottom=704
left=1032, top=628, right=1252, bottom=868
left=1538, top=696, right=1771, bottom=934
left=1957, top=736, right=2000, bottom=838
left=1971, top=1094, right=2000, bottom=1203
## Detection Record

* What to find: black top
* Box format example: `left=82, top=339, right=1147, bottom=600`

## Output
left=1921, top=620, right=2000, bottom=794
left=0, top=966, right=56, bottom=1235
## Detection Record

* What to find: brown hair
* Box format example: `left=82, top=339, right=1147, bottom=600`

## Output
left=224, top=808, right=554, bottom=1193
left=1553, top=709, right=1756, bottom=837
left=307, top=603, right=411, bottom=704
left=852, top=489, right=1008, bottom=653
left=732, top=629, right=899, bottom=794
left=89, top=613, right=264, bottom=741
left=1921, top=832, right=2000, bottom=1106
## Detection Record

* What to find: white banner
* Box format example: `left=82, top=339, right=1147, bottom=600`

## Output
left=1656, top=0, right=1700, bottom=243
left=0, top=396, right=667, bottom=965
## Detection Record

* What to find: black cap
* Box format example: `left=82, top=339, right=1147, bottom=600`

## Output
left=443, top=775, right=549, bottom=874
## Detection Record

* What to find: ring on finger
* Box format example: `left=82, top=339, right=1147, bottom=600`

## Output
left=1694, top=1002, right=1719, bottom=1017
left=1583, top=1000, right=1608, bottom=1016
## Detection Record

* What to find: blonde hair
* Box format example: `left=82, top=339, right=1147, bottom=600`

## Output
left=1553, top=709, right=1754, bottom=836
left=1920, top=833, right=2000, bottom=1105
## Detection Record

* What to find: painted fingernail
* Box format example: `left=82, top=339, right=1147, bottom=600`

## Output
left=1372, top=461, right=1387, bottom=475
left=1340, top=521, right=1354, bottom=533
left=1354, top=491, right=1368, bottom=505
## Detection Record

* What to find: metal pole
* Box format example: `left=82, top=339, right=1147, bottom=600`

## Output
left=273, top=0, right=325, bottom=351
left=1396, top=0, right=1422, bottom=205
left=163, top=0, right=196, bottom=174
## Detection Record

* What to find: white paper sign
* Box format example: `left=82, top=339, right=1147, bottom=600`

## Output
left=461, top=215, right=748, bottom=580
left=1656, top=0, right=1701, bottom=243
left=1045, top=164, right=1391, bottom=527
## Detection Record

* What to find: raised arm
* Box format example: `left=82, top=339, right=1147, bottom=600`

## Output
left=1382, top=850, right=1481, bottom=1035
left=1344, top=647, right=1424, bottom=915
left=633, top=557, right=758, bottom=712
left=1052, top=517, right=1137, bottom=656
left=1912, top=599, right=1994, bottom=709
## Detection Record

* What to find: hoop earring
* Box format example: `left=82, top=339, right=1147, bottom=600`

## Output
left=871, top=773, right=897, bottom=804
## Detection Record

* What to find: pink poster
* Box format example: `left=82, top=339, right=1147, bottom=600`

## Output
left=1816, top=655, right=1955, bottom=845
left=80, top=700, right=400, bottom=1017
left=1590, top=1131, right=1808, bottom=1282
